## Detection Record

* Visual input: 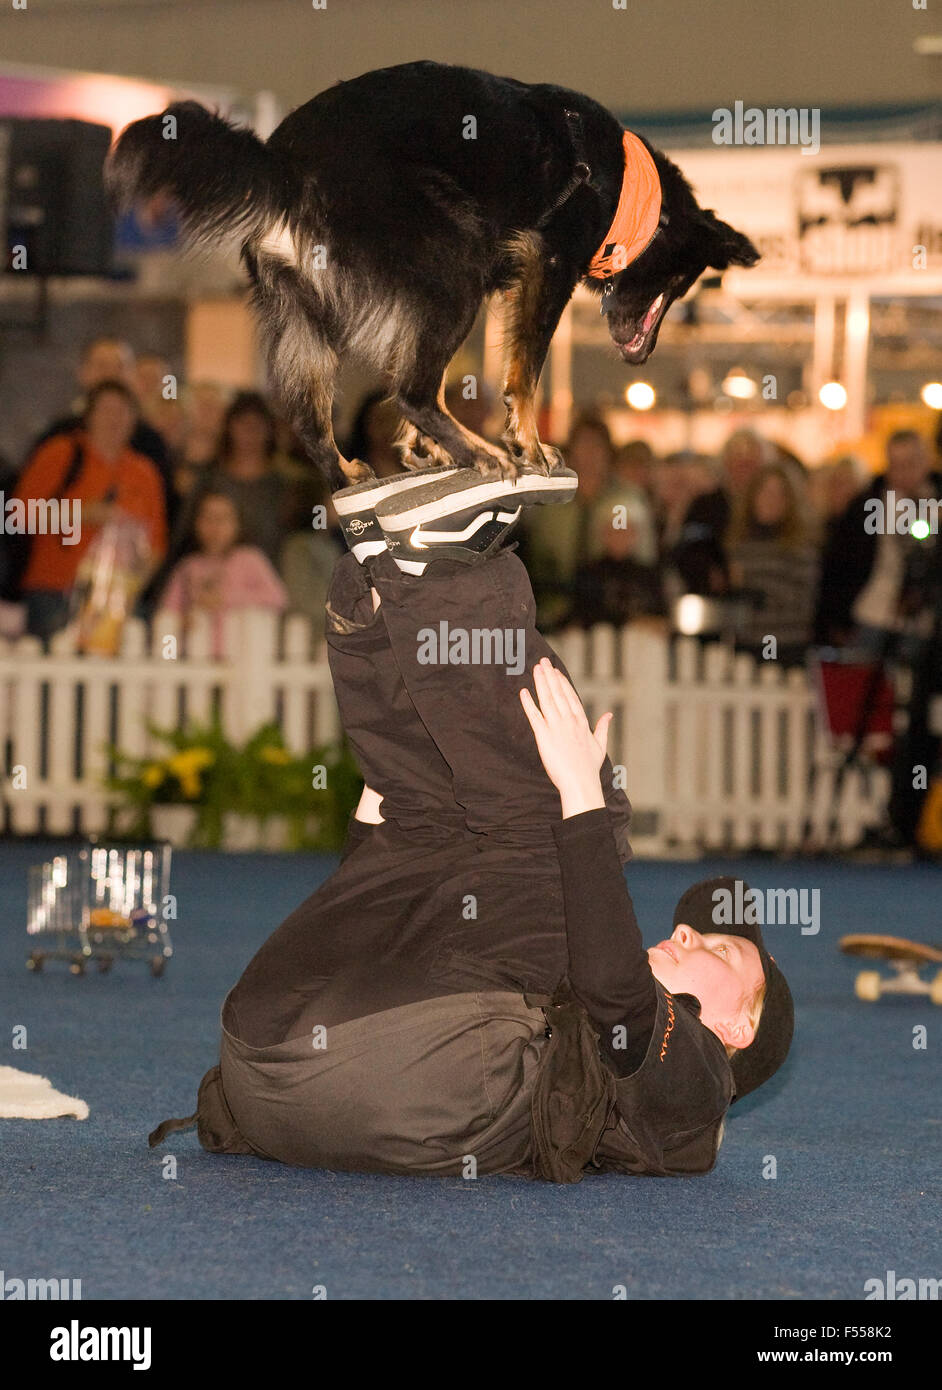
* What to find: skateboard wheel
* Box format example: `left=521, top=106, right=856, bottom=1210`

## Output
left=69, top=959, right=86, bottom=977
left=930, top=972, right=942, bottom=1007
left=855, top=970, right=881, bottom=1002
left=26, top=952, right=44, bottom=972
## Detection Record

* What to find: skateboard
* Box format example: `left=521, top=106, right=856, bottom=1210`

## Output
left=839, top=934, right=942, bottom=1004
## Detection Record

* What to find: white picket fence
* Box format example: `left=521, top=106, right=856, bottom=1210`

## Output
left=0, top=608, right=889, bottom=854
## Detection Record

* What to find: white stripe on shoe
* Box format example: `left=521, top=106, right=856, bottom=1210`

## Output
left=379, top=474, right=573, bottom=528
left=405, top=511, right=498, bottom=549
left=333, top=466, right=458, bottom=515
left=350, top=539, right=389, bottom=562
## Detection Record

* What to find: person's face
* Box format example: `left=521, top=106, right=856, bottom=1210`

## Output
left=80, top=342, right=135, bottom=391
left=229, top=409, right=271, bottom=455
left=654, top=464, right=690, bottom=510
left=723, top=439, right=763, bottom=495
left=195, top=496, right=240, bottom=555
left=886, top=440, right=929, bottom=498
left=752, top=474, right=789, bottom=527
left=136, top=355, right=169, bottom=400
left=86, top=391, right=137, bottom=455
left=647, top=925, right=765, bottom=1049
left=614, top=456, right=650, bottom=490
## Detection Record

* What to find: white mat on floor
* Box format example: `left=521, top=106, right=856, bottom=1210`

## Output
left=0, top=1065, right=88, bottom=1119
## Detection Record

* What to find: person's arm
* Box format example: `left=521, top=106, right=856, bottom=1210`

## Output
left=552, top=809, right=657, bottom=1074
left=520, top=660, right=657, bottom=1075
left=119, top=456, right=168, bottom=564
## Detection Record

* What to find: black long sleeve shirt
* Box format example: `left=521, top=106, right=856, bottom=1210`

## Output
left=552, top=808, right=658, bottom=1077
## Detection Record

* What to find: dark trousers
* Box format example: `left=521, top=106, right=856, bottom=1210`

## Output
left=225, top=548, right=632, bottom=1048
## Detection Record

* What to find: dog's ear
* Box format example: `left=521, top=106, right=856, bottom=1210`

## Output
left=699, top=209, right=760, bottom=269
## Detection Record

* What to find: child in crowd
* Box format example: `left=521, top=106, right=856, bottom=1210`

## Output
left=726, top=462, right=820, bottom=665
left=158, top=487, right=287, bottom=656
left=568, top=503, right=665, bottom=628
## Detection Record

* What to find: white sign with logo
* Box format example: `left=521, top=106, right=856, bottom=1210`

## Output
left=666, top=142, right=942, bottom=294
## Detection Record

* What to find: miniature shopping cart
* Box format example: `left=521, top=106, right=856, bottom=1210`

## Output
left=26, top=842, right=174, bottom=976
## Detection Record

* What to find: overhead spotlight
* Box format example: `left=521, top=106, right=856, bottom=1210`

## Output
left=921, top=381, right=942, bottom=410
left=722, top=369, right=757, bottom=400
left=626, top=381, right=656, bottom=410
left=819, top=381, right=847, bottom=411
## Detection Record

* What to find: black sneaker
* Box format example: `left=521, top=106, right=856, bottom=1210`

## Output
left=374, top=467, right=575, bottom=571
left=333, top=465, right=459, bottom=562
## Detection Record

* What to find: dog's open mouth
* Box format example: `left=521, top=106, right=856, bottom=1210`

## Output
left=613, top=292, right=668, bottom=363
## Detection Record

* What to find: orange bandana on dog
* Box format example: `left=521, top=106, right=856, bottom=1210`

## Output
left=587, top=130, right=662, bottom=279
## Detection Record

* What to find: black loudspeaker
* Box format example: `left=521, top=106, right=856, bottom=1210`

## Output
left=0, top=118, right=114, bottom=276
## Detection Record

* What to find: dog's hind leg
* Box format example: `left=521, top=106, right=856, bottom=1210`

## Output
left=253, top=266, right=371, bottom=490
left=394, top=421, right=457, bottom=472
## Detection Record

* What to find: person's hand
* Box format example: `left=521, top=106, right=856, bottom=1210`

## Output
left=519, top=657, right=612, bottom=818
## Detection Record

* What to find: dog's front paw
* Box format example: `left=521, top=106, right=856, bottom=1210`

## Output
left=502, top=439, right=565, bottom=478
left=540, top=444, right=567, bottom=475
left=342, top=457, right=376, bottom=485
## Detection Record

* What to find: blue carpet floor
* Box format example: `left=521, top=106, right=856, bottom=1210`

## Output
left=2, top=841, right=940, bottom=1301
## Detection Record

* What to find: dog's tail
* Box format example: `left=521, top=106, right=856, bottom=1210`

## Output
left=105, top=101, right=284, bottom=250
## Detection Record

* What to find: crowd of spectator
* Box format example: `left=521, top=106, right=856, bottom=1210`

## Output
left=1, top=334, right=941, bottom=682
left=519, top=415, right=942, bottom=674
left=0, top=335, right=341, bottom=647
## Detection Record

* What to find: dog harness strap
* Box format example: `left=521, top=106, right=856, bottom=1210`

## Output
left=536, top=108, right=594, bottom=227
left=587, top=130, right=662, bottom=280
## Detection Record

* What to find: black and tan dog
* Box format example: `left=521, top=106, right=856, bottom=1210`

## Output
left=106, top=60, right=758, bottom=491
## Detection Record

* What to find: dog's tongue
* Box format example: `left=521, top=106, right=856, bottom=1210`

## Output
left=642, top=293, right=664, bottom=331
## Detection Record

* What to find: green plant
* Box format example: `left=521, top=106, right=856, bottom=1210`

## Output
left=106, top=718, right=362, bottom=851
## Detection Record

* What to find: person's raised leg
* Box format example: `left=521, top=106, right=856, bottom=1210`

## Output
left=325, top=550, right=465, bottom=837
left=366, top=544, right=632, bottom=854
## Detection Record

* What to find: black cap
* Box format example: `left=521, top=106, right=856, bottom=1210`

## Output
left=672, top=876, right=794, bottom=1102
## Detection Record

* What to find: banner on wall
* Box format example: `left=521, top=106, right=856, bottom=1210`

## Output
left=666, top=142, right=942, bottom=290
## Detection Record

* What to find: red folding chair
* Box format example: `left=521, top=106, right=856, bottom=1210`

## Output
left=804, top=650, right=897, bottom=847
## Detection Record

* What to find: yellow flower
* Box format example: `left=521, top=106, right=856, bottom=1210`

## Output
left=178, top=774, right=202, bottom=800
left=142, top=763, right=166, bottom=789
left=168, top=747, right=215, bottom=779
left=260, top=746, right=292, bottom=765
left=167, top=747, right=215, bottom=802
